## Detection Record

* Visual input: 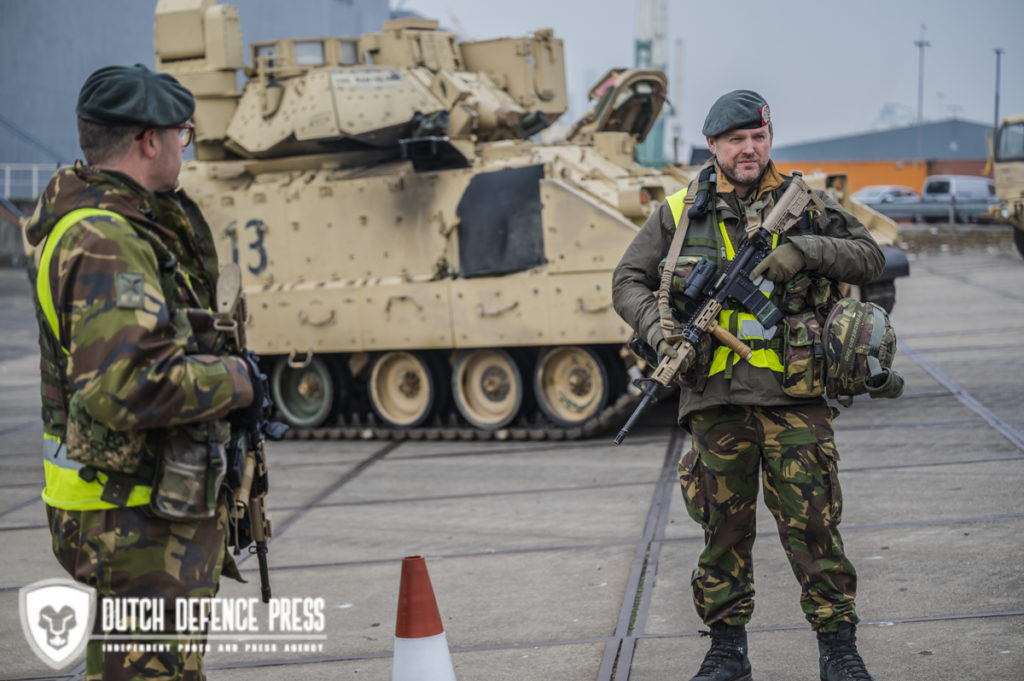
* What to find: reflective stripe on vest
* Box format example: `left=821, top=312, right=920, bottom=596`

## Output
left=664, top=190, right=783, bottom=376
left=37, top=208, right=131, bottom=353
left=666, top=187, right=688, bottom=226
left=709, top=222, right=782, bottom=375
left=41, top=433, right=152, bottom=510
left=36, top=209, right=151, bottom=510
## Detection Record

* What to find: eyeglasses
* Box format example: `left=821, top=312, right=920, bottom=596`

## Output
left=134, top=123, right=195, bottom=149
left=171, top=123, right=195, bottom=149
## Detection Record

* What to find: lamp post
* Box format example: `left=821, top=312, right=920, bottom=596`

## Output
left=994, top=48, right=1004, bottom=134
left=914, top=38, right=930, bottom=124
left=914, top=34, right=930, bottom=161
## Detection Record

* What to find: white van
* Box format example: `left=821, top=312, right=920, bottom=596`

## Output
left=922, top=175, right=995, bottom=202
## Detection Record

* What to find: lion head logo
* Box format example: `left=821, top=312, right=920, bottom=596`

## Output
left=38, top=604, right=78, bottom=649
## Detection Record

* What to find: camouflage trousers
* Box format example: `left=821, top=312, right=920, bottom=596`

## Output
left=46, top=502, right=235, bottom=681
left=679, top=403, right=858, bottom=632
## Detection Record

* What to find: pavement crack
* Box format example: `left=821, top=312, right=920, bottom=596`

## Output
left=599, top=427, right=686, bottom=681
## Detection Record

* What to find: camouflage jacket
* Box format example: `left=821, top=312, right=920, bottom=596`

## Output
left=612, top=161, right=884, bottom=422
left=25, top=162, right=253, bottom=452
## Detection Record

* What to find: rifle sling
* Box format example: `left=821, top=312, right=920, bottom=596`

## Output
left=658, top=185, right=698, bottom=334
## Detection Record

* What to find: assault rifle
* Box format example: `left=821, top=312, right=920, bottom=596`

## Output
left=614, top=176, right=825, bottom=445
left=216, top=263, right=288, bottom=603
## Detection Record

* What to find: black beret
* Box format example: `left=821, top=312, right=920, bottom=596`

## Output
left=702, top=89, right=771, bottom=138
left=76, top=64, right=194, bottom=127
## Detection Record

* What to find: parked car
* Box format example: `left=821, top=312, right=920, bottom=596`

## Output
left=922, top=174, right=995, bottom=203
left=851, top=185, right=923, bottom=222
left=920, top=174, right=998, bottom=223
left=852, top=185, right=921, bottom=204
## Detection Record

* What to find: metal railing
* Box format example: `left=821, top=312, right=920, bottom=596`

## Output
left=1, top=163, right=57, bottom=200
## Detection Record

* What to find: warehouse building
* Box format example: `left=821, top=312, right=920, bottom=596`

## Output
left=770, top=118, right=993, bottom=193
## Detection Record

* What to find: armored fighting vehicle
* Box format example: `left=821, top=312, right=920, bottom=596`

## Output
left=153, top=0, right=905, bottom=439
left=990, top=114, right=1024, bottom=258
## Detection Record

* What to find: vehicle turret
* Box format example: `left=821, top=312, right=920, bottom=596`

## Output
left=156, top=0, right=568, bottom=166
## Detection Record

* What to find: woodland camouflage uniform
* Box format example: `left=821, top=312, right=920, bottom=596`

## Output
left=26, top=161, right=251, bottom=680
left=612, top=156, right=883, bottom=634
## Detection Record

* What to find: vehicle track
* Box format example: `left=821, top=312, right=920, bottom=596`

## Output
left=281, top=391, right=642, bottom=442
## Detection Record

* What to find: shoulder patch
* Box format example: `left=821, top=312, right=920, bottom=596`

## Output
left=115, top=272, right=145, bottom=309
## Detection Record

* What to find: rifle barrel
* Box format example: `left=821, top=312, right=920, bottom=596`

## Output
left=613, top=383, right=657, bottom=445
left=256, top=542, right=271, bottom=603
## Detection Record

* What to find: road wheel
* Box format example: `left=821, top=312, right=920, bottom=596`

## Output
left=452, top=349, right=524, bottom=430
left=1014, top=228, right=1024, bottom=259
left=368, top=351, right=437, bottom=428
left=271, top=355, right=346, bottom=428
left=533, top=346, right=609, bottom=427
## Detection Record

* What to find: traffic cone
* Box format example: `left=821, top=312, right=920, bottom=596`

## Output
left=392, top=555, right=457, bottom=681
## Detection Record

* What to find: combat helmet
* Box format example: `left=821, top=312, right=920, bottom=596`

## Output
left=822, top=298, right=904, bottom=405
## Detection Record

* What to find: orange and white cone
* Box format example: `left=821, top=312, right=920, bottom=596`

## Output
left=392, top=555, right=457, bottom=681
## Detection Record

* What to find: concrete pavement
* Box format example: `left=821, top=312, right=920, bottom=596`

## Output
left=1, top=227, right=1022, bottom=680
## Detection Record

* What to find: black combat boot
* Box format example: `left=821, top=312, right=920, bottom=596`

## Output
left=688, top=622, right=752, bottom=681
left=817, top=623, right=875, bottom=681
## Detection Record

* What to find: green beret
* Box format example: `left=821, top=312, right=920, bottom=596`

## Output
left=702, top=89, right=771, bottom=138
left=76, top=64, right=194, bottom=127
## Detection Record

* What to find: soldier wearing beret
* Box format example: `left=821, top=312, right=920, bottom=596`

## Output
left=612, top=90, right=884, bottom=681
left=24, top=64, right=263, bottom=680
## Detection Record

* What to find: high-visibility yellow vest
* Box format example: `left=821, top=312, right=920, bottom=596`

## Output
left=665, top=188, right=784, bottom=377
left=36, top=208, right=153, bottom=510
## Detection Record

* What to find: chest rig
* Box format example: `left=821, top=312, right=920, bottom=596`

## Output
left=659, top=165, right=823, bottom=390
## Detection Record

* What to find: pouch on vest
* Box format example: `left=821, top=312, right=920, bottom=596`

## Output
left=150, top=421, right=228, bottom=520
left=781, top=271, right=838, bottom=321
left=780, top=309, right=824, bottom=398
left=65, top=392, right=148, bottom=475
left=777, top=273, right=839, bottom=398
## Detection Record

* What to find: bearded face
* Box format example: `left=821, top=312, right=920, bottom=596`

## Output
left=707, top=125, right=773, bottom=195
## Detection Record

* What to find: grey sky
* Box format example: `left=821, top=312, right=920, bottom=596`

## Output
left=401, top=0, right=1024, bottom=154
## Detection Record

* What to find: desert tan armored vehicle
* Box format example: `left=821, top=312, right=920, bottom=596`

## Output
left=154, top=0, right=905, bottom=438
left=991, top=114, right=1024, bottom=258
left=809, top=174, right=908, bottom=313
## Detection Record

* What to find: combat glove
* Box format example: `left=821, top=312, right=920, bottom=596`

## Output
left=646, top=326, right=679, bottom=360
left=657, top=339, right=679, bottom=359
left=749, top=243, right=804, bottom=283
